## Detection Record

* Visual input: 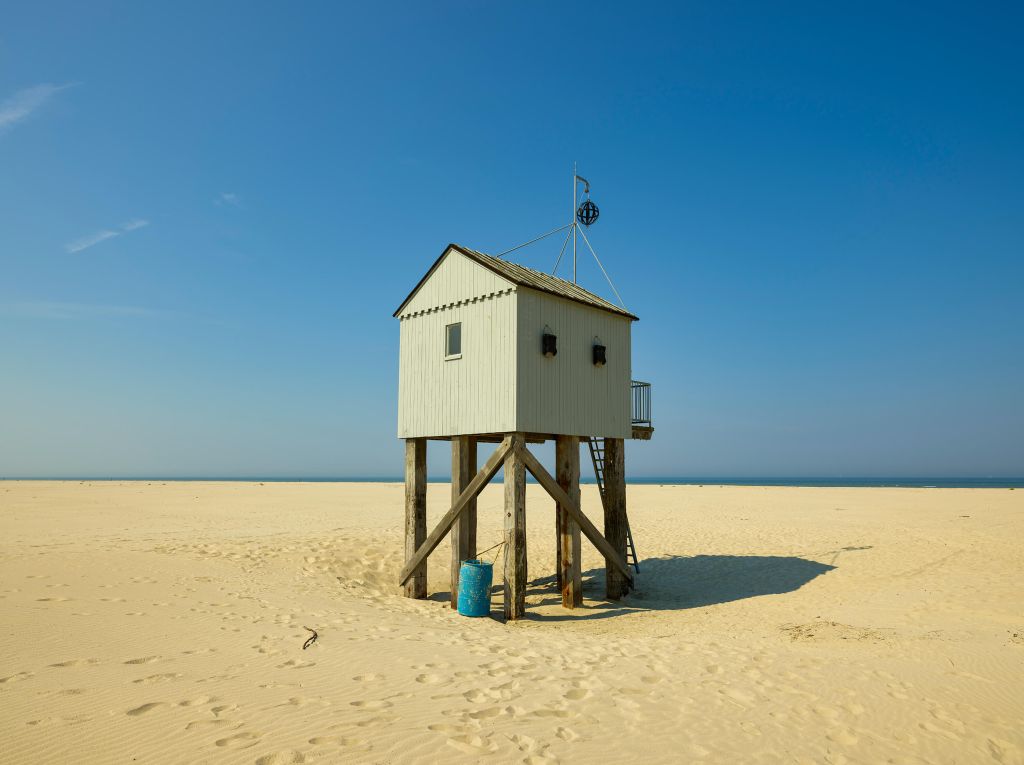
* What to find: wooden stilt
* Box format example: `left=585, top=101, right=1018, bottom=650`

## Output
left=503, top=432, right=527, bottom=621
left=398, top=437, right=511, bottom=587
left=404, top=438, right=427, bottom=599
left=555, top=505, right=562, bottom=591
left=556, top=435, right=582, bottom=608
left=450, top=436, right=476, bottom=608
left=602, top=437, right=630, bottom=600
left=518, top=445, right=632, bottom=583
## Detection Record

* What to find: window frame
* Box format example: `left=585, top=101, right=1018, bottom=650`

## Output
left=444, top=321, right=462, bottom=360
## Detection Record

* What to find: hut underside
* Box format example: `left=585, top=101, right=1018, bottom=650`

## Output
left=398, top=431, right=642, bottom=621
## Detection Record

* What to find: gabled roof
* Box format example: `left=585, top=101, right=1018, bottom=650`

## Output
left=394, top=243, right=638, bottom=320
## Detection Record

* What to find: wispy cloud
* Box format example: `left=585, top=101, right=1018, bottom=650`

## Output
left=0, top=83, right=72, bottom=133
left=215, top=192, right=242, bottom=208
left=0, top=301, right=162, bottom=320
left=66, top=229, right=119, bottom=253
left=120, top=218, right=149, bottom=232
left=65, top=218, right=150, bottom=253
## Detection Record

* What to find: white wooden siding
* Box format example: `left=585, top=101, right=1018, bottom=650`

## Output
left=515, top=289, right=631, bottom=438
left=396, top=248, right=633, bottom=439
left=397, top=292, right=517, bottom=438
left=398, top=248, right=512, bottom=318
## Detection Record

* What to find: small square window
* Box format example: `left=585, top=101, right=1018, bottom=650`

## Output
left=445, top=322, right=462, bottom=359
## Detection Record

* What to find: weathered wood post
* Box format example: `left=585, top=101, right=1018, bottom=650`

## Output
left=404, top=438, right=427, bottom=599
left=603, top=437, right=630, bottom=600
left=556, top=435, right=582, bottom=608
left=503, top=432, right=527, bottom=620
left=449, top=435, right=477, bottom=608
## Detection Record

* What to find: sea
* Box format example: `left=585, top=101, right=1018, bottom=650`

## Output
left=8, top=476, right=1021, bottom=488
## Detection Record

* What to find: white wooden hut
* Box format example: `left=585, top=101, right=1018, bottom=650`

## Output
left=395, top=243, right=653, bottom=620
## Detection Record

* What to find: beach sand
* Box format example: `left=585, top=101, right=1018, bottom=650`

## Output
left=1, top=480, right=1021, bottom=764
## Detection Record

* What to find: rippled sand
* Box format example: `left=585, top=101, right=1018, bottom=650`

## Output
left=1, top=480, right=1021, bottom=764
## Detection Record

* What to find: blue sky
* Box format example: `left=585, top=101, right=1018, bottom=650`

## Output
left=1, top=2, right=1022, bottom=478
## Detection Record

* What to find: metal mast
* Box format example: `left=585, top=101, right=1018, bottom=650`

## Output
left=572, top=161, right=578, bottom=284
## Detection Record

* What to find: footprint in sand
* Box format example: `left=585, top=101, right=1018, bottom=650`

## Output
left=178, top=695, right=215, bottom=707
left=133, top=673, right=182, bottom=684
left=276, top=659, right=315, bottom=669
left=49, top=659, right=100, bottom=668
left=531, top=708, right=571, bottom=718
left=276, top=697, right=329, bottom=709
left=352, top=714, right=397, bottom=727
left=0, top=672, right=34, bottom=684
left=126, top=702, right=169, bottom=716
left=308, top=735, right=371, bottom=749
left=446, top=734, right=498, bottom=754
left=124, top=656, right=160, bottom=665
left=215, top=731, right=261, bottom=749
left=255, top=751, right=307, bottom=765
left=352, top=673, right=382, bottom=682
left=428, top=723, right=468, bottom=734
left=185, top=719, right=231, bottom=731
left=349, top=700, right=392, bottom=710
left=415, top=673, right=443, bottom=684
left=468, top=706, right=503, bottom=720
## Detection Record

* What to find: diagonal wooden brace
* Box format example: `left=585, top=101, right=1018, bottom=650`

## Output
left=517, top=444, right=633, bottom=585
left=398, top=436, right=513, bottom=587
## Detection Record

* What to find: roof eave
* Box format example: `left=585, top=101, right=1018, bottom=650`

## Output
left=394, top=243, right=639, bottom=321
left=450, top=244, right=639, bottom=321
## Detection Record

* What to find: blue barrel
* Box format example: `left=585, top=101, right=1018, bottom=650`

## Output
left=457, top=559, right=493, bottom=617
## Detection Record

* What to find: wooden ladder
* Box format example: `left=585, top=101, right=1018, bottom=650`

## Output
left=585, top=437, right=640, bottom=574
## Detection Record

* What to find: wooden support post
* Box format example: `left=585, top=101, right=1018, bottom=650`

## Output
left=449, top=436, right=477, bottom=608
left=399, top=438, right=511, bottom=587
left=603, top=437, right=630, bottom=600
left=518, top=445, right=632, bottom=583
left=404, top=438, right=427, bottom=599
left=503, top=432, right=527, bottom=621
left=556, top=435, right=582, bottom=608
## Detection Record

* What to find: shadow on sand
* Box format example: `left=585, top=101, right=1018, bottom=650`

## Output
left=512, top=554, right=836, bottom=622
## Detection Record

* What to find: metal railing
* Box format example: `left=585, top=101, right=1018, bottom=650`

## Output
left=631, top=380, right=652, bottom=427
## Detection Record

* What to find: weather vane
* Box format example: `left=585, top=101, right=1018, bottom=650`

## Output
left=577, top=176, right=598, bottom=227
left=575, top=175, right=600, bottom=227
left=492, top=162, right=624, bottom=306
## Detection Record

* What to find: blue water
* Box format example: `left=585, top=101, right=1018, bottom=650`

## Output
left=4, top=476, right=1021, bottom=488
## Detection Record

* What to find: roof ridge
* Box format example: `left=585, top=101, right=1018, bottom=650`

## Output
left=449, top=243, right=636, bottom=320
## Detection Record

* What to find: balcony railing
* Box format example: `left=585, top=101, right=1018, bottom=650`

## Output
left=631, top=380, right=652, bottom=427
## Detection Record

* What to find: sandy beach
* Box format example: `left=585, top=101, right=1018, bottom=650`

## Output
left=1, top=480, right=1021, bottom=764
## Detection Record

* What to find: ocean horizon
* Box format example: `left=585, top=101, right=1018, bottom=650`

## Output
left=3, top=476, right=1020, bottom=489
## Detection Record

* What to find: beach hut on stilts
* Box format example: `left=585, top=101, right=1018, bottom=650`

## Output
left=395, top=169, right=653, bottom=620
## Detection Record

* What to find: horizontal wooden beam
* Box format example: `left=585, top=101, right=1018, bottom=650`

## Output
left=427, top=433, right=547, bottom=444
left=631, top=425, right=654, bottom=441
left=517, top=444, right=633, bottom=584
left=397, top=436, right=512, bottom=587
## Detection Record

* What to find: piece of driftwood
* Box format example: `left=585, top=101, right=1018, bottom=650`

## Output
left=302, top=626, right=318, bottom=650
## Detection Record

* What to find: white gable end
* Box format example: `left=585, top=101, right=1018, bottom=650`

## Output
left=397, top=247, right=514, bottom=318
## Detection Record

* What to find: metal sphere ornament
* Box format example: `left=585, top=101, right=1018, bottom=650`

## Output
left=576, top=198, right=600, bottom=226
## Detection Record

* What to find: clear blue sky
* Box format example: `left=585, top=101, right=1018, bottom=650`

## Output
left=2, top=3, right=1021, bottom=478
